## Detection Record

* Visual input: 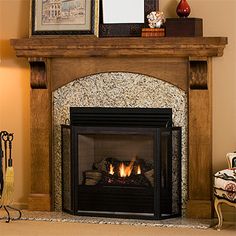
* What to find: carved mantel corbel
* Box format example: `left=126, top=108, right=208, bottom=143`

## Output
left=189, top=57, right=208, bottom=90
left=29, top=57, right=47, bottom=89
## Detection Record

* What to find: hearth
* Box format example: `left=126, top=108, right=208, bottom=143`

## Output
left=61, top=107, right=181, bottom=219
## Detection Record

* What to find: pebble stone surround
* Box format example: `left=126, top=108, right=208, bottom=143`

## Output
left=53, top=72, right=188, bottom=212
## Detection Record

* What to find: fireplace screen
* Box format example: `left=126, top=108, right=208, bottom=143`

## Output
left=61, top=108, right=181, bottom=219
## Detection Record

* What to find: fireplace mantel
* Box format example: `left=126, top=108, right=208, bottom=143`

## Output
left=11, top=36, right=227, bottom=219
left=11, top=36, right=226, bottom=58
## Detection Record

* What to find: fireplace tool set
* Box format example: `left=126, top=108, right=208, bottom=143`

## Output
left=0, top=131, right=21, bottom=223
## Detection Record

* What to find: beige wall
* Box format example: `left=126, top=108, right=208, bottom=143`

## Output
left=0, top=0, right=235, bottom=217
left=0, top=0, right=30, bottom=208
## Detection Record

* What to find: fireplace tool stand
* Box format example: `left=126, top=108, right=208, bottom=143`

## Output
left=0, top=205, right=22, bottom=223
left=0, top=131, right=22, bottom=223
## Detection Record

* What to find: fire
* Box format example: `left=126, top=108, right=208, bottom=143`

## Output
left=109, top=164, right=114, bottom=175
left=108, top=161, right=142, bottom=177
left=119, top=161, right=134, bottom=177
left=137, top=165, right=141, bottom=175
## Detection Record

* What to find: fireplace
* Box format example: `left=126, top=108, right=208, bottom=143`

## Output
left=11, top=36, right=227, bottom=218
left=61, top=107, right=181, bottom=219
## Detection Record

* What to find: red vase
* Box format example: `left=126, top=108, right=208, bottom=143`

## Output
left=176, top=0, right=191, bottom=17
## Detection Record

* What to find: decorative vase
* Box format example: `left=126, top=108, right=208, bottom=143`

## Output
left=176, top=0, right=191, bottom=17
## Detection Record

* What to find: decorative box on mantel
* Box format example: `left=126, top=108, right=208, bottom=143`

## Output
left=141, top=28, right=165, bottom=37
left=165, top=18, right=203, bottom=37
left=10, top=36, right=227, bottom=219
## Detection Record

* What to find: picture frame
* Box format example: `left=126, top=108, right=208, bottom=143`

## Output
left=31, top=0, right=98, bottom=36
left=99, top=0, right=159, bottom=37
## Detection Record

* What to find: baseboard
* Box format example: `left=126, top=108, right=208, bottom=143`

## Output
left=28, top=194, right=51, bottom=211
left=12, top=202, right=28, bottom=210
left=186, top=200, right=213, bottom=219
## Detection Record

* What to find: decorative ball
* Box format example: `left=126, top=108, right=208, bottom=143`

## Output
left=147, top=11, right=166, bottom=29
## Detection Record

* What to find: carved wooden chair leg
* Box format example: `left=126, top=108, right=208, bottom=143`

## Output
left=214, top=197, right=223, bottom=230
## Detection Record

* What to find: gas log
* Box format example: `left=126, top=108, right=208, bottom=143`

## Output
left=83, top=158, right=154, bottom=187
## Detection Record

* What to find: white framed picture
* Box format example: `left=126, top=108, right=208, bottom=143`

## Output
left=103, top=0, right=144, bottom=24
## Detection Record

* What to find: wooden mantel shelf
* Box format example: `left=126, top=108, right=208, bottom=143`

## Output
left=11, top=36, right=227, bottom=58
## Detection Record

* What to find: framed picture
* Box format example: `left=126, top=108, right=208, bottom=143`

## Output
left=31, top=0, right=98, bottom=36
left=99, top=0, right=159, bottom=37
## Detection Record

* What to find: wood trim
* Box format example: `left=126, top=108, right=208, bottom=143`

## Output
left=28, top=194, right=51, bottom=211
left=51, top=57, right=188, bottom=91
left=30, top=88, right=51, bottom=205
left=10, top=36, right=227, bottom=58
left=186, top=200, right=213, bottom=218
left=187, top=58, right=213, bottom=218
left=12, top=202, right=28, bottom=210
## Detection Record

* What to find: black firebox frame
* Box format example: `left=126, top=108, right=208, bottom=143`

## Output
left=61, top=107, right=182, bottom=220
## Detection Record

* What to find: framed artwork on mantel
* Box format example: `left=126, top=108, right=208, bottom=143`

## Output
left=31, top=0, right=98, bottom=36
left=99, top=0, right=159, bottom=37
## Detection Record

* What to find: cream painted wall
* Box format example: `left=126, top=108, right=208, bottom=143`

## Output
left=0, top=0, right=30, bottom=207
left=0, top=0, right=235, bottom=218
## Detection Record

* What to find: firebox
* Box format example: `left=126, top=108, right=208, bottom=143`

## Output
left=61, top=107, right=181, bottom=220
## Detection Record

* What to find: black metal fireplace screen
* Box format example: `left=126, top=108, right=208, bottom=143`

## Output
left=61, top=107, right=181, bottom=220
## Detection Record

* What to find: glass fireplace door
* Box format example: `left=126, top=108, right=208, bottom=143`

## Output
left=75, top=127, right=156, bottom=217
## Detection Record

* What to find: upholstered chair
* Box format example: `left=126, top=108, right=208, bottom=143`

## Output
left=214, top=153, right=236, bottom=230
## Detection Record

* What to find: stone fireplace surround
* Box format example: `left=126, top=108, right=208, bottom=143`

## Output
left=53, top=72, right=187, bottom=212
left=11, top=36, right=227, bottom=219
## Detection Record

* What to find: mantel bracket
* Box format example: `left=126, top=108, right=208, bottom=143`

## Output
left=29, top=58, right=47, bottom=89
left=189, top=58, right=208, bottom=90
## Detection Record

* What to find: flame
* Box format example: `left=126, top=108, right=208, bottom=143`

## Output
left=109, top=164, right=114, bottom=175
left=137, top=165, right=141, bottom=175
left=108, top=160, right=142, bottom=177
left=119, top=161, right=134, bottom=177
